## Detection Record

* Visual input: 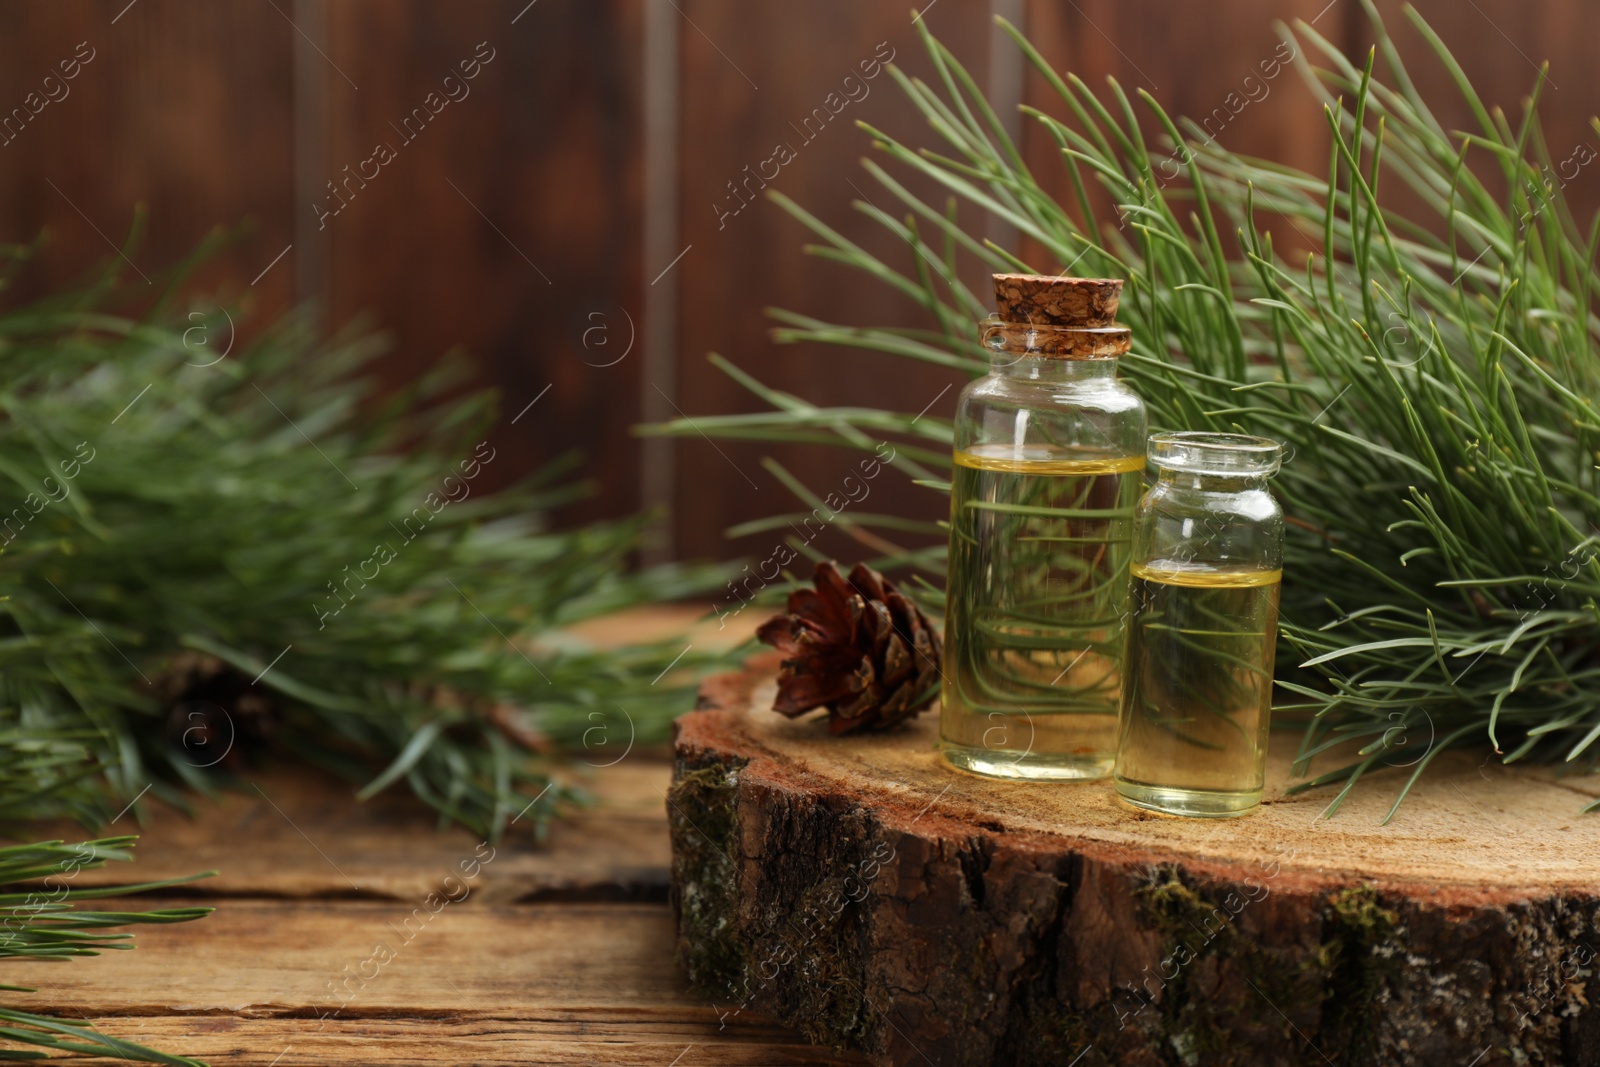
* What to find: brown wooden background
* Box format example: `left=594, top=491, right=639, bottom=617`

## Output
left=0, top=0, right=1593, bottom=564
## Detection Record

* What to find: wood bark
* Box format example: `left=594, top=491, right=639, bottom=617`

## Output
left=670, top=659, right=1600, bottom=1067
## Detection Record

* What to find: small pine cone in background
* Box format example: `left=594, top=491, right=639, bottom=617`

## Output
left=756, top=560, right=943, bottom=734
left=159, top=652, right=280, bottom=770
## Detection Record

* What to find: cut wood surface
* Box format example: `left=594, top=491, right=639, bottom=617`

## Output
left=670, top=659, right=1600, bottom=1067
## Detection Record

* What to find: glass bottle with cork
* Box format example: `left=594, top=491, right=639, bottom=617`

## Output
left=940, top=273, right=1146, bottom=780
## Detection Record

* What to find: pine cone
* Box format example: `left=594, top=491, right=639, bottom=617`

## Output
left=158, top=652, right=280, bottom=770
left=756, top=561, right=942, bottom=734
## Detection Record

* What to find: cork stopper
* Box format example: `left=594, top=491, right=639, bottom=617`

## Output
left=993, top=274, right=1122, bottom=328
left=986, top=273, right=1129, bottom=358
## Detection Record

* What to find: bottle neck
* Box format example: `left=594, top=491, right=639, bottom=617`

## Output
left=1155, top=468, right=1270, bottom=493
left=989, top=353, right=1119, bottom=383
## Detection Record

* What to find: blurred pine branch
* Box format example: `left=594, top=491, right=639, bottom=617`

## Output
left=0, top=234, right=731, bottom=841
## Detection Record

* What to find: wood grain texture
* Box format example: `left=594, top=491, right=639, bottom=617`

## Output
left=53, top=1017, right=860, bottom=1067
left=5, top=617, right=859, bottom=1064
left=1366, top=0, right=1600, bottom=227
left=1019, top=0, right=1340, bottom=269
left=21, top=902, right=864, bottom=1065
left=670, top=660, right=1600, bottom=1066
left=670, top=1, right=994, bottom=565
left=0, top=0, right=295, bottom=322
left=19, top=761, right=675, bottom=903
left=1, top=3, right=1591, bottom=562
left=321, top=0, right=645, bottom=530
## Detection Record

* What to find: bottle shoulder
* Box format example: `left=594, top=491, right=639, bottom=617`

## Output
left=1135, top=482, right=1283, bottom=570
left=954, top=372, right=1147, bottom=458
left=957, top=373, right=1146, bottom=416
left=1139, top=481, right=1283, bottom=523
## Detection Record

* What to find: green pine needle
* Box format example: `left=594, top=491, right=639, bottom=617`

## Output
left=0, top=837, right=211, bottom=1065
left=0, top=235, right=735, bottom=841
left=652, top=1, right=1600, bottom=816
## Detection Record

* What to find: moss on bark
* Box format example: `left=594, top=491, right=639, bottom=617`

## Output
left=668, top=758, right=749, bottom=1005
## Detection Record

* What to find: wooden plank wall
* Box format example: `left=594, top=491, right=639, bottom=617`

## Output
left=0, top=2, right=295, bottom=316
left=0, top=1, right=1592, bottom=562
left=668, top=1, right=994, bottom=567
left=320, top=2, right=646, bottom=534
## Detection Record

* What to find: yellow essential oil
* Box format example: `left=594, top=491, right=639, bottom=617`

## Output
left=940, top=443, right=1143, bottom=780
left=1114, top=561, right=1281, bottom=816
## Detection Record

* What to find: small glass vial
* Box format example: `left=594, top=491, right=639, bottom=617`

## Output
left=1114, top=432, right=1285, bottom=817
left=941, top=274, right=1147, bottom=780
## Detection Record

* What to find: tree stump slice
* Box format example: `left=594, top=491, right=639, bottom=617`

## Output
left=668, top=658, right=1600, bottom=1067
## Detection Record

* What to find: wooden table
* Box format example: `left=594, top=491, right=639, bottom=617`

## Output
left=18, top=759, right=864, bottom=1066
left=13, top=607, right=865, bottom=1065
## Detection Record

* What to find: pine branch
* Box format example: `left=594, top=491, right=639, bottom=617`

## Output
left=0, top=241, right=735, bottom=840
left=0, top=837, right=211, bottom=1065
left=653, top=2, right=1600, bottom=816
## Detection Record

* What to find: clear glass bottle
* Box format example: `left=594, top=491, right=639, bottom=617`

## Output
left=941, top=274, right=1147, bottom=780
left=1114, top=432, right=1285, bottom=817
